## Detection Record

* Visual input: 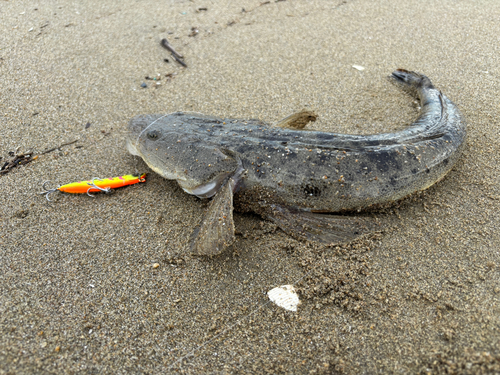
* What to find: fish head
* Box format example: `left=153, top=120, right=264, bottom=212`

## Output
left=127, top=114, right=240, bottom=198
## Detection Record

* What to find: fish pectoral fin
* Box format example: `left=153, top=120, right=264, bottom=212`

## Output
left=275, top=109, right=318, bottom=129
left=190, top=177, right=236, bottom=256
left=265, top=205, right=379, bottom=245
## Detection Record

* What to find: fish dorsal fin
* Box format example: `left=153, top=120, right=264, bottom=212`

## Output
left=275, top=109, right=318, bottom=129
left=191, top=177, right=237, bottom=256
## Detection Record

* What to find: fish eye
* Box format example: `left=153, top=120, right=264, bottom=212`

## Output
left=147, top=130, right=160, bottom=140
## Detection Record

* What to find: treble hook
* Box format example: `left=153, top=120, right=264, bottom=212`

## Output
left=86, top=178, right=111, bottom=197
left=39, top=180, right=60, bottom=202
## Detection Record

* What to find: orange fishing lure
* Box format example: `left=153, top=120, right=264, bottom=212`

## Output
left=40, top=173, right=146, bottom=201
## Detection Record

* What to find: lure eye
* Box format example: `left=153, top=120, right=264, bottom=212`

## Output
left=147, top=130, right=160, bottom=140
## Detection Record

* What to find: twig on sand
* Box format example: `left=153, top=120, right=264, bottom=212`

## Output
left=0, top=140, right=78, bottom=176
left=160, top=38, right=187, bottom=67
left=170, top=54, right=187, bottom=68
left=0, top=152, right=34, bottom=175
left=38, top=140, right=78, bottom=156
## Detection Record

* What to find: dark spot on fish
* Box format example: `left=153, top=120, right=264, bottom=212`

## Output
left=366, top=150, right=394, bottom=173
left=315, top=132, right=333, bottom=140
left=324, top=152, right=342, bottom=164
left=418, top=133, right=445, bottom=142
left=361, top=167, right=371, bottom=175
left=304, top=184, right=321, bottom=197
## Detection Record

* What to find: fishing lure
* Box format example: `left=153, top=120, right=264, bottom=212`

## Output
left=39, top=173, right=146, bottom=201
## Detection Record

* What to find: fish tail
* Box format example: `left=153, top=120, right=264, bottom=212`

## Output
left=391, top=69, right=435, bottom=90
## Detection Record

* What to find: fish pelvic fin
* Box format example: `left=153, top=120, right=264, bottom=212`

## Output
left=275, top=109, right=318, bottom=129
left=190, top=177, right=237, bottom=256
left=264, top=205, right=379, bottom=245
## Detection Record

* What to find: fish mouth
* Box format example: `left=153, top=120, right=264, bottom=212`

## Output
left=181, top=180, right=219, bottom=198
left=179, top=164, right=245, bottom=199
left=179, top=172, right=231, bottom=198
left=126, top=139, right=141, bottom=156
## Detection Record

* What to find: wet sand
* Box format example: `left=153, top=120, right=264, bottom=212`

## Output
left=1, top=0, right=499, bottom=373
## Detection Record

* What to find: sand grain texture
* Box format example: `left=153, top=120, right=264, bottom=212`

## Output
left=1, top=0, right=499, bottom=373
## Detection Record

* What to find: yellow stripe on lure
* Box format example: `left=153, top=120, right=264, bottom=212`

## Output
left=40, top=173, right=146, bottom=201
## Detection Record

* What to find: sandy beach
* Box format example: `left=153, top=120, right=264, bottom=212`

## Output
left=1, top=0, right=499, bottom=373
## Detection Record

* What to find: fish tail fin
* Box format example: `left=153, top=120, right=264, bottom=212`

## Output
left=391, top=69, right=435, bottom=90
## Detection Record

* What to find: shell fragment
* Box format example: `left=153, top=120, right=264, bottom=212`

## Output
left=267, top=285, right=300, bottom=312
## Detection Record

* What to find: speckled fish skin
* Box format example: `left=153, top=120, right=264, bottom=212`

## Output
left=127, top=70, right=466, bottom=217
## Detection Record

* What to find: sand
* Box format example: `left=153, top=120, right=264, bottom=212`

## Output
left=1, top=0, right=499, bottom=373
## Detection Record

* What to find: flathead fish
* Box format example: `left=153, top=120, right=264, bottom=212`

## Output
left=127, top=70, right=466, bottom=255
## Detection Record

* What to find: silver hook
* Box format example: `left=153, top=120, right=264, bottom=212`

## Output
left=86, top=178, right=111, bottom=197
left=39, top=181, right=59, bottom=202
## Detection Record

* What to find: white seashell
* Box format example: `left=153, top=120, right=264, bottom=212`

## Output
left=352, top=65, right=365, bottom=71
left=267, top=285, right=300, bottom=312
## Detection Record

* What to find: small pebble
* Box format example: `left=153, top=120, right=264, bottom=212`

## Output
left=152, top=263, right=160, bottom=269
left=140, top=82, right=147, bottom=88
